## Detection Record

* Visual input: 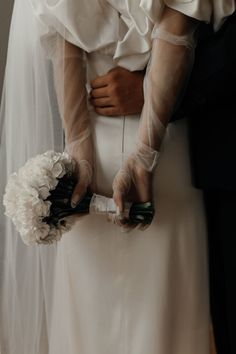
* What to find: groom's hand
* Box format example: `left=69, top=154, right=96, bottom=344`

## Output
left=90, top=67, right=144, bottom=116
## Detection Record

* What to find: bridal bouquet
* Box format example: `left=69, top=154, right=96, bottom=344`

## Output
left=3, top=151, right=154, bottom=245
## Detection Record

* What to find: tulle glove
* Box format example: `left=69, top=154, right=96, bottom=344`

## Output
left=112, top=154, right=153, bottom=231
left=66, top=139, right=93, bottom=208
left=113, top=7, right=199, bottom=229
left=52, top=40, right=94, bottom=207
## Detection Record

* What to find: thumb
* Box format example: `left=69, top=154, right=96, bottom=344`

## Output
left=113, top=190, right=125, bottom=216
left=71, top=181, right=87, bottom=208
left=112, top=168, right=131, bottom=220
left=71, top=160, right=92, bottom=208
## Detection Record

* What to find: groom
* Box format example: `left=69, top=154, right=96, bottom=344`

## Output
left=182, top=14, right=236, bottom=354
left=90, top=12, right=236, bottom=354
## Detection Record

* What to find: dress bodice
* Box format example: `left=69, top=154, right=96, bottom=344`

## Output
left=31, top=0, right=235, bottom=71
left=32, top=0, right=160, bottom=70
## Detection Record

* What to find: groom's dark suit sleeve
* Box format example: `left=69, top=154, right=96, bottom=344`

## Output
left=173, top=12, right=236, bottom=189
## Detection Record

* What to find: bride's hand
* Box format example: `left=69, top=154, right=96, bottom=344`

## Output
left=90, top=67, right=144, bottom=116
left=112, top=155, right=153, bottom=230
left=66, top=139, right=94, bottom=208
left=71, top=159, right=93, bottom=208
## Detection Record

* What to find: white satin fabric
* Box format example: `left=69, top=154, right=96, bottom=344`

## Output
left=37, top=1, right=210, bottom=353
left=1, top=0, right=233, bottom=353
left=31, top=0, right=236, bottom=72
left=51, top=114, right=210, bottom=354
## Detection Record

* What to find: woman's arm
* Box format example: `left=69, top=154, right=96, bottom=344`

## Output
left=52, top=39, right=93, bottom=207
left=138, top=6, right=198, bottom=152
left=112, top=6, right=199, bottom=225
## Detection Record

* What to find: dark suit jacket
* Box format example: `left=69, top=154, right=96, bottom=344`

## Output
left=173, top=12, right=236, bottom=190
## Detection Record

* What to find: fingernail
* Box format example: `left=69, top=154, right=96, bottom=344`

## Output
left=71, top=194, right=80, bottom=208
left=116, top=207, right=124, bottom=220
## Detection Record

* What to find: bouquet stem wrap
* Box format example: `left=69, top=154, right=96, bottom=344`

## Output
left=44, top=176, right=154, bottom=229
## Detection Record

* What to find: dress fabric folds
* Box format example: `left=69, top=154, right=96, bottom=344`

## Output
left=2, top=0, right=231, bottom=353
left=49, top=114, right=210, bottom=354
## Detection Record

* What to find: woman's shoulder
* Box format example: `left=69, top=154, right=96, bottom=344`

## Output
left=30, top=0, right=119, bottom=51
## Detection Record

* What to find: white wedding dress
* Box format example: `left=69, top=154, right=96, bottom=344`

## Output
left=51, top=118, right=209, bottom=354
left=0, top=0, right=212, bottom=353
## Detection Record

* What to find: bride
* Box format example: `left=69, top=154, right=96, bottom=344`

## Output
left=0, top=0, right=233, bottom=353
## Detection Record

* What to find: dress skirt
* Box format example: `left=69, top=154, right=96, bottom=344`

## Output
left=45, top=53, right=209, bottom=354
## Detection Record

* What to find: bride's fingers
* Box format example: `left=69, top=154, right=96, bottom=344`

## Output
left=113, top=191, right=125, bottom=219
left=113, top=169, right=131, bottom=219
left=71, top=161, right=92, bottom=208
left=133, top=167, right=152, bottom=202
left=71, top=181, right=87, bottom=208
left=112, top=164, right=153, bottom=230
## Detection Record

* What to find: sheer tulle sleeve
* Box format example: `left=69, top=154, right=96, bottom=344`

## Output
left=50, top=38, right=94, bottom=206
left=112, top=0, right=235, bottom=227
left=112, top=6, right=199, bottom=226
left=29, top=0, right=119, bottom=51
left=0, top=1, right=96, bottom=349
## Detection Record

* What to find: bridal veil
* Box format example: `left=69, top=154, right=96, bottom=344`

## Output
left=0, top=0, right=65, bottom=352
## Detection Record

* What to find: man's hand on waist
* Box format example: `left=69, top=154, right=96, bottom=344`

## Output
left=90, top=67, right=144, bottom=116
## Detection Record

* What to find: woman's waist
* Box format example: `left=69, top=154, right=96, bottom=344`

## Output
left=89, top=110, right=140, bottom=137
left=86, top=51, right=149, bottom=82
left=86, top=49, right=115, bottom=77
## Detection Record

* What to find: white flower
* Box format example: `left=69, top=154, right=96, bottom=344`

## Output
left=3, top=150, right=77, bottom=245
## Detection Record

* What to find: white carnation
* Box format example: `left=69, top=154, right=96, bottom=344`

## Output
left=3, top=151, right=76, bottom=245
